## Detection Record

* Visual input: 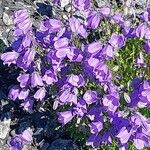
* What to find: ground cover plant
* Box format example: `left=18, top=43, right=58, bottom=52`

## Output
left=0, top=0, right=150, bottom=149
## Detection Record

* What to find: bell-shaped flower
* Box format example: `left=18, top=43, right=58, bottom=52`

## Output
left=1, top=51, right=19, bottom=66
left=17, top=73, right=30, bottom=88
left=31, top=72, right=44, bottom=88
left=34, top=87, right=46, bottom=101
left=8, top=85, right=20, bottom=101
left=67, top=74, right=85, bottom=87
left=57, top=110, right=75, bottom=125
left=83, top=90, right=97, bottom=105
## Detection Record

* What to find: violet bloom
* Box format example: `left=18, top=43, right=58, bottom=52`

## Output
left=54, top=37, right=69, bottom=50
left=109, top=33, right=125, bottom=48
left=59, top=89, right=77, bottom=105
left=112, top=13, right=124, bottom=24
left=10, top=136, right=22, bottom=150
left=69, top=17, right=87, bottom=38
left=8, top=85, right=20, bottom=101
left=86, top=57, right=99, bottom=71
left=73, top=0, right=90, bottom=10
left=39, top=18, right=62, bottom=33
left=67, top=74, right=85, bottom=87
left=54, top=37, right=70, bottom=59
left=14, top=9, right=32, bottom=34
left=102, top=44, right=114, bottom=59
left=67, top=47, right=83, bottom=62
left=57, top=110, right=75, bottom=125
left=136, top=24, right=147, bottom=38
left=86, top=11, right=100, bottom=29
left=86, top=134, right=101, bottom=148
left=137, top=81, right=150, bottom=108
left=87, top=106, right=102, bottom=121
left=1, top=51, right=19, bottom=66
left=141, top=7, right=150, bottom=22
left=21, top=97, right=34, bottom=111
left=17, top=73, right=30, bottom=88
left=94, top=63, right=112, bottom=83
left=43, top=70, right=58, bottom=85
left=34, top=87, right=46, bottom=101
left=21, top=128, right=33, bottom=143
left=133, top=133, right=149, bottom=150
left=86, top=42, right=102, bottom=55
left=22, top=49, right=36, bottom=67
left=89, top=121, right=103, bottom=134
left=103, top=85, right=120, bottom=113
left=18, top=89, right=29, bottom=100
left=22, top=34, right=32, bottom=48
left=103, top=94, right=119, bottom=113
left=99, top=6, right=111, bottom=17
left=74, top=99, right=87, bottom=117
left=83, top=90, right=97, bottom=105
left=31, top=72, right=44, bottom=88
left=116, top=126, right=131, bottom=144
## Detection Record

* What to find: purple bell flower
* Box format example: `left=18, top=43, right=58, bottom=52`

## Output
left=31, top=72, right=44, bottom=88
left=57, top=110, right=75, bottom=125
left=67, top=74, right=85, bottom=87
left=109, top=33, right=125, bottom=48
left=83, top=90, right=97, bottom=105
left=116, top=126, right=131, bottom=144
left=69, top=17, right=87, bottom=38
left=18, top=89, right=29, bottom=100
left=136, top=24, right=147, bottom=38
left=42, top=70, right=58, bottom=85
left=1, top=51, right=19, bottom=66
left=89, top=121, right=103, bottom=134
left=74, top=99, right=87, bottom=117
left=34, top=87, right=46, bottom=101
left=86, top=134, right=101, bottom=148
left=14, top=9, right=32, bottom=34
left=21, top=97, right=34, bottom=111
left=73, top=0, right=90, bottom=10
left=86, top=41, right=102, bottom=55
left=99, top=6, right=111, bottom=17
left=86, top=11, right=100, bottom=29
left=20, top=128, right=33, bottom=143
left=8, top=85, right=20, bottom=101
left=17, top=73, right=30, bottom=88
left=67, top=47, right=83, bottom=62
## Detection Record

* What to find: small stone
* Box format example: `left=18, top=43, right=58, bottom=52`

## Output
left=0, top=113, right=11, bottom=140
left=2, top=12, right=13, bottom=26
left=0, top=144, right=9, bottom=150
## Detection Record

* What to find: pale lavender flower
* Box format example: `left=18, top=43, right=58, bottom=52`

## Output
left=73, top=0, right=90, bottom=10
left=58, top=110, right=75, bottom=125
left=1, top=51, right=19, bottom=66
left=83, top=90, right=97, bottom=105
left=89, top=121, right=103, bottom=134
left=8, top=85, right=20, bottom=101
left=99, top=6, right=111, bottom=17
left=34, top=87, right=46, bottom=101
left=31, top=72, right=44, bottom=88
left=67, top=74, right=85, bottom=87
left=69, top=17, right=87, bottom=38
left=109, top=33, right=125, bottom=48
left=17, top=73, right=30, bottom=88
left=18, top=89, right=29, bottom=100
left=86, top=11, right=100, bottom=29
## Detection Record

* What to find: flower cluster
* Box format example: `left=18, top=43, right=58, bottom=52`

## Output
left=1, top=1, right=150, bottom=149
